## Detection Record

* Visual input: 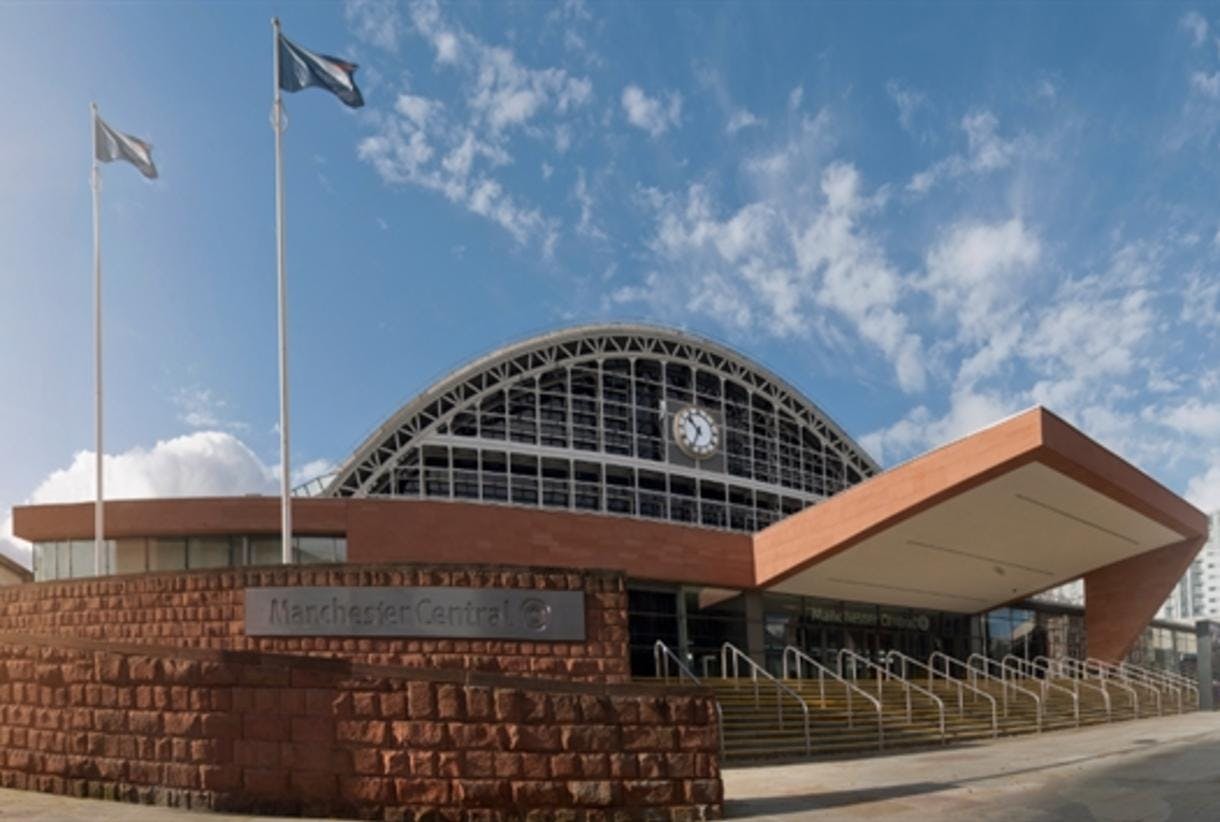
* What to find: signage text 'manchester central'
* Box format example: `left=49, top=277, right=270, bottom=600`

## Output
left=244, top=586, right=585, bottom=640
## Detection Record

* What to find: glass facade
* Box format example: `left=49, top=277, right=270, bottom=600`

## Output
left=330, top=329, right=879, bottom=533
left=31, top=535, right=347, bottom=581
left=627, top=585, right=1199, bottom=679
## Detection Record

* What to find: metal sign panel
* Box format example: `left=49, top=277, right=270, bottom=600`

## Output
left=245, top=587, right=585, bottom=641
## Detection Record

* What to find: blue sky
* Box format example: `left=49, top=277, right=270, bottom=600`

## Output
left=3, top=1, right=1220, bottom=563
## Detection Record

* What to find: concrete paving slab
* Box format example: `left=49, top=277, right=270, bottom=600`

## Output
left=724, top=712, right=1220, bottom=820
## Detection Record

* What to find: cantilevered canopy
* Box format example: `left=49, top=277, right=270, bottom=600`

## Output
left=753, top=407, right=1208, bottom=614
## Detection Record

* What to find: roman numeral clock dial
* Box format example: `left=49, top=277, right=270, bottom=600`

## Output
left=672, top=406, right=720, bottom=459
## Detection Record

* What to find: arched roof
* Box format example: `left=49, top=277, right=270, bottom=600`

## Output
left=326, top=323, right=880, bottom=497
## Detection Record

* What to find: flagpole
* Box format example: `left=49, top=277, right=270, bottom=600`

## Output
left=91, top=102, right=105, bottom=576
left=272, top=18, right=293, bottom=565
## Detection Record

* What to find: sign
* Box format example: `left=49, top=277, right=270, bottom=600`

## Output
left=245, top=587, right=585, bottom=641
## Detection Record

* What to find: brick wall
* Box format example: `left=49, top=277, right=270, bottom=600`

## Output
left=0, top=563, right=629, bottom=684
left=0, top=633, right=722, bottom=818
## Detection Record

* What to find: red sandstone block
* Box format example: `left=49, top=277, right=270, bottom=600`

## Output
left=335, top=719, right=387, bottom=746
left=163, top=762, right=199, bottom=790
left=609, top=697, right=641, bottom=724
left=389, top=721, right=447, bottom=748
left=608, top=754, right=638, bottom=779
left=302, top=688, right=332, bottom=715
left=435, top=751, right=460, bottom=779
left=93, top=709, right=125, bottom=733
left=622, top=779, right=675, bottom=806
left=238, top=665, right=290, bottom=687
left=340, top=775, right=391, bottom=805
left=505, top=724, right=562, bottom=752
left=407, top=681, right=435, bottom=719
left=352, top=691, right=379, bottom=718
left=381, top=749, right=410, bottom=776
left=492, top=752, right=522, bottom=779
left=550, top=695, right=580, bottom=723
left=566, top=780, right=617, bottom=807
left=200, top=763, right=241, bottom=792
left=448, top=722, right=503, bottom=750
left=200, top=712, right=241, bottom=739
left=579, top=754, right=610, bottom=779
left=127, top=657, right=160, bottom=683
left=461, top=750, right=494, bottom=778
left=665, top=753, right=696, bottom=779
left=394, top=777, right=449, bottom=805
left=436, top=684, right=464, bottom=720
left=244, top=715, right=292, bottom=742
left=163, top=712, right=202, bottom=737
left=562, top=725, right=620, bottom=753
left=621, top=726, right=675, bottom=752
left=637, top=753, right=666, bottom=779
left=464, top=686, right=492, bottom=720
left=408, top=750, right=436, bottom=777
left=455, top=779, right=512, bottom=807
left=96, top=756, right=128, bottom=782
left=351, top=747, right=381, bottom=776
left=677, top=726, right=716, bottom=752
left=510, top=780, right=568, bottom=808
left=684, top=779, right=722, bottom=805
left=379, top=691, right=406, bottom=717
left=127, top=760, right=161, bottom=786
left=550, top=753, right=580, bottom=778
left=493, top=689, right=522, bottom=723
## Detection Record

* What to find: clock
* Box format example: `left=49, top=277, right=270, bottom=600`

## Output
left=673, top=405, right=720, bottom=459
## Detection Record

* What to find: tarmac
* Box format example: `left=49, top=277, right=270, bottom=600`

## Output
left=0, top=712, right=1217, bottom=820
left=724, top=710, right=1220, bottom=820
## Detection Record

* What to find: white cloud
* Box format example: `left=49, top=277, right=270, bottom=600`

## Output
left=1186, top=461, right=1220, bottom=511
left=356, top=0, right=588, bottom=251
left=886, top=80, right=925, bottom=133
left=343, top=0, right=405, bottom=52
left=173, top=386, right=247, bottom=432
left=573, top=168, right=606, bottom=241
left=1191, top=71, right=1220, bottom=98
left=726, top=109, right=763, bottom=135
left=861, top=387, right=1018, bottom=467
left=1158, top=400, right=1220, bottom=439
left=924, top=218, right=1042, bottom=345
left=908, top=110, right=1017, bottom=194
left=1182, top=11, right=1210, bottom=47
left=0, top=432, right=295, bottom=567
left=788, top=86, right=804, bottom=111
left=621, top=85, right=682, bottom=137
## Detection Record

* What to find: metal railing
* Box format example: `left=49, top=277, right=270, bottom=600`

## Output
left=653, top=640, right=724, bottom=758
left=1087, top=658, right=1163, bottom=716
left=1023, top=657, right=1111, bottom=722
left=1120, top=661, right=1195, bottom=711
left=1061, top=657, right=1140, bottom=718
left=721, top=643, right=812, bottom=756
left=961, top=653, right=1043, bottom=731
left=838, top=649, right=946, bottom=743
left=886, top=650, right=997, bottom=739
left=782, top=646, right=884, bottom=749
left=1002, top=654, right=1080, bottom=726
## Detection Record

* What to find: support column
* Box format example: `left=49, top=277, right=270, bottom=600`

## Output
left=744, top=590, right=766, bottom=668
left=1197, top=620, right=1218, bottom=711
left=676, top=585, right=690, bottom=664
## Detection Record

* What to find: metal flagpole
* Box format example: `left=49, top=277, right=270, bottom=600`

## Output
left=91, top=102, right=105, bottom=575
left=271, top=18, right=293, bottom=565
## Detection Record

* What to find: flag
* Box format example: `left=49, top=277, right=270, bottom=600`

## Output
left=278, top=34, right=364, bottom=109
left=94, top=115, right=158, bottom=179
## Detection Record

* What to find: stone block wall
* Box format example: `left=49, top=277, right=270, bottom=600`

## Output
left=0, top=563, right=629, bottom=683
left=0, top=633, right=722, bottom=819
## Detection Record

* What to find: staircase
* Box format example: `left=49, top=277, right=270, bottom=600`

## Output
left=650, top=642, right=1199, bottom=763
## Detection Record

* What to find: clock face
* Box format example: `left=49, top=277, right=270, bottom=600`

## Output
left=673, top=405, right=720, bottom=459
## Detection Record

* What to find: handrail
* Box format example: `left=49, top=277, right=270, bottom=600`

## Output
left=721, top=643, right=811, bottom=756
left=1088, top=658, right=1163, bottom=716
left=1064, top=657, right=1139, bottom=718
left=885, top=650, right=997, bottom=738
left=654, top=641, right=724, bottom=758
left=1033, top=655, right=1059, bottom=678
left=839, top=649, right=946, bottom=743
left=961, top=653, right=1044, bottom=731
left=999, top=656, right=1079, bottom=726
left=1120, top=661, right=1194, bottom=711
left=783, top=646, right=884, bottom=750
left=1026, top=657, right=1111, bottom=722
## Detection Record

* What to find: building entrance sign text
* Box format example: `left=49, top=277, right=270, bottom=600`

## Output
left=245, top=587, right=585, bottom=640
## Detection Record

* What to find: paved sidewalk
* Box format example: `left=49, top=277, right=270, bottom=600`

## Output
left=724, top=711, right=1220, bottom=820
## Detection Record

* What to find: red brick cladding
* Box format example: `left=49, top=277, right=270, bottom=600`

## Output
left=13, top=498, right=755, bottom=590
left=0, top=564, right=630, bottom=684
left=0, top=634, right=722, bottom=818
